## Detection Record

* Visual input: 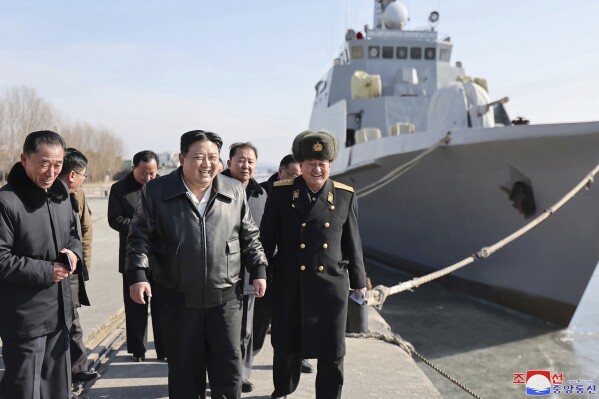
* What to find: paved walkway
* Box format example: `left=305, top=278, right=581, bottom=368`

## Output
left=1, top=196, right=443, bottom=398
left=85, top=308, right=442, bottom=399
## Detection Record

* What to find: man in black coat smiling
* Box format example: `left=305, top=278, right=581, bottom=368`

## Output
left=260, top=130, right=367, bottom=399
left=0, top=130, right=83, bottom=399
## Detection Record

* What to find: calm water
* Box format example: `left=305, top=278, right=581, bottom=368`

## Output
left=366, top=260, right=599, bottom=398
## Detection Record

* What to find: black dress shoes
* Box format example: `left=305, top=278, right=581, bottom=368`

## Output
left=301, top=359, right=314, bottom=373
left=241, top=379, right=255, bottom=393
left=132, top=354, right=145, bottom=362
left=72, top=370, right=99, bottom=382
left=270, top=391, right=287, bottom=399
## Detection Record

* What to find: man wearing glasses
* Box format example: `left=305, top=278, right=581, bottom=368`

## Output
left=260, top=130, right=367, bottom=399
left=260, top=154, right=301, bottom=194
left=58, top=148, right=99, bottom=384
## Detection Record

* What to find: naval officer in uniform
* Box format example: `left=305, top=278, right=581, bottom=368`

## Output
left=260, top=130, right=367, bottom=399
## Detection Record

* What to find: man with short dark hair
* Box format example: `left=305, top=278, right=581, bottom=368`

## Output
left=261, top=130, right=367, bottom=399
left=260, top=154, right=301, bottom=194
left=0, top=130, right=83, bottom=399
left=127, top=130, right=267, bottom=399
left=221, top=141, right=266, bottom=393
left=108, top=150, right=165, bottom=362
left=59, top=148, right=99, bottom=384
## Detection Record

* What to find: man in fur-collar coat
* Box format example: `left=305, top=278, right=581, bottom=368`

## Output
left=0, top=131, right=83, bottom=399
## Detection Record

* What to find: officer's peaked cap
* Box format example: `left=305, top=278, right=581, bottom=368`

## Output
left=292, top=130, right=339, bottom=162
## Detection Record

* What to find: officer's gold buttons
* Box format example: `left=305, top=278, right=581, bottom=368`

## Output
left=324, top=222, right=330, bottom=228
left=330, top=205, right=335, bottom=210
left=312, top=197, right=317, bottom=202
left=292, top=204, right=296, bottom=208
left=300, top=265, right=306, bottom=271
left=301, top=223, right=306, bottom=227
left=318, top=266, right=324, bottom=272
left=300, top=243, right=306, bottom=249
left=322, top=243, right=328, bottom=249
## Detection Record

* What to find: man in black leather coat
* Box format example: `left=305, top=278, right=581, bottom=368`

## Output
left=126, top=130, right=267, bottom=399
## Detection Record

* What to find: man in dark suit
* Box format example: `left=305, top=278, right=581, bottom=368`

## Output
left=221, top=141, right=268, bottom=393
left=0, top=130, right=83, bottom=399
left=260, top=130, right=367, bottom=399
left=260, top=154, right=301, bottom=195
left=58, top=148, right=99, bottom=384
left=108, top=150, right=166, bottom=362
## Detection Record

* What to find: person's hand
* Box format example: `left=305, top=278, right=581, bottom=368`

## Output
left=253, top=278, right=267, bottom=298
left=51, top=263, right=70, bottom=283
left=59, top=248, right=78, bottom=272
left=130, top=282, right=152, bottom=304
left=353, top=287, right=366, bottom=301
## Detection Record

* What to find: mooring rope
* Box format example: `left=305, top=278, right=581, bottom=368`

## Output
left=346, top=331, right=484, bottom=399
left=367, top=161, right=599, bottom=309
left=355, top=132, right=451, bottom=199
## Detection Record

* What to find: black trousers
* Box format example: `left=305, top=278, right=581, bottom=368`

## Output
left=251, top=286, right=271, bottom=356
left=273, top=352, right=344, bottom=399
left=240, top=294, right=255, bottom=381
left=122, top=273, right=165, bottom=358
left=159, top=298, right=243, bottom=399
left=0, top=326, right=71, bottom=399
left=69, top=307, right=87, bottom=374
left=69, top=275, right=88, bottom=374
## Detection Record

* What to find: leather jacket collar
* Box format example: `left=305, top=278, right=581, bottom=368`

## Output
left=161, top=167, right=238, bottom=202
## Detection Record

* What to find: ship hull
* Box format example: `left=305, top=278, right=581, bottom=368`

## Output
left=333, top=127, right=599, bottom=326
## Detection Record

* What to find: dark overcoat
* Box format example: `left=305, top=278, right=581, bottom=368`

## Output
left=108, top=172, right=142, bottom=273
left=260, top=175, right=367, bottom=359
left=0, top=162, right=83, bottom=339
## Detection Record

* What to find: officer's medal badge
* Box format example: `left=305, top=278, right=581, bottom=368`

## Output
left=327, top=192, right=334, bottom=204
left=293, top=189, right=299, bottom=200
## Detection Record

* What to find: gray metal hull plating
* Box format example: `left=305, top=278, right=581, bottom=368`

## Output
left=333, top=126, right=599, bottom=325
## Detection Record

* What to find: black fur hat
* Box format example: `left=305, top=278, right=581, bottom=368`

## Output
left=291, top=130, right=339, bottom=162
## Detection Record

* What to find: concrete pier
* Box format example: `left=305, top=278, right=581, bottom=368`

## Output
left=0, top=196, right=443, bottom=398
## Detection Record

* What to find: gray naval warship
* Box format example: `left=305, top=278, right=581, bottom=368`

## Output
left=308, top=0, right=599, bottom=326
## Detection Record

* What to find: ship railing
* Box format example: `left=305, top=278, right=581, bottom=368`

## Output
left=367, top=29, right=440, bottom=41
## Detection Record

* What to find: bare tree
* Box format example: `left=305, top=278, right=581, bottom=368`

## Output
left=1, top=85, right=125, bottom=183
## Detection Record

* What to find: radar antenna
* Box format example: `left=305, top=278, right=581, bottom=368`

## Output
left=428, top=11, right=440, bottom=31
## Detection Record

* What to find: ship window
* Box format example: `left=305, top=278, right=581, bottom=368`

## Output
left=351, top=45, right=364, bottom=59
left=368, top=46, right=380, bottom=58
left=396, top=46, right=408, bottom=59
left=425, top=47, right=436, bottom=60
left=410, top=47, right=422, bottom=59
left=382, top=46, right=394, bottom=59
left=439, top=48, right=450, bottom=62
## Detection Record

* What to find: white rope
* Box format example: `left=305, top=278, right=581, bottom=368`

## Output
left=356, top=132, right=451, bottom=199
left=367, top=162, right=599, bottom=308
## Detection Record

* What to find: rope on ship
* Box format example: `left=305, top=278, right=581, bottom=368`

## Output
left=366, top=161, right=599, bottom=308
left=346, top=331, right=484, bottom=399
left=355, top=132, right=452, bottom=199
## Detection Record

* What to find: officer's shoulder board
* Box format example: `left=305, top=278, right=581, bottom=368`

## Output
left=273, top=178, right=294, bottom=187
left=333, top=180, right=354, bottom=192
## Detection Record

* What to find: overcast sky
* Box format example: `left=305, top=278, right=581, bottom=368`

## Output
left=1, top=1, right=598, bottom=167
